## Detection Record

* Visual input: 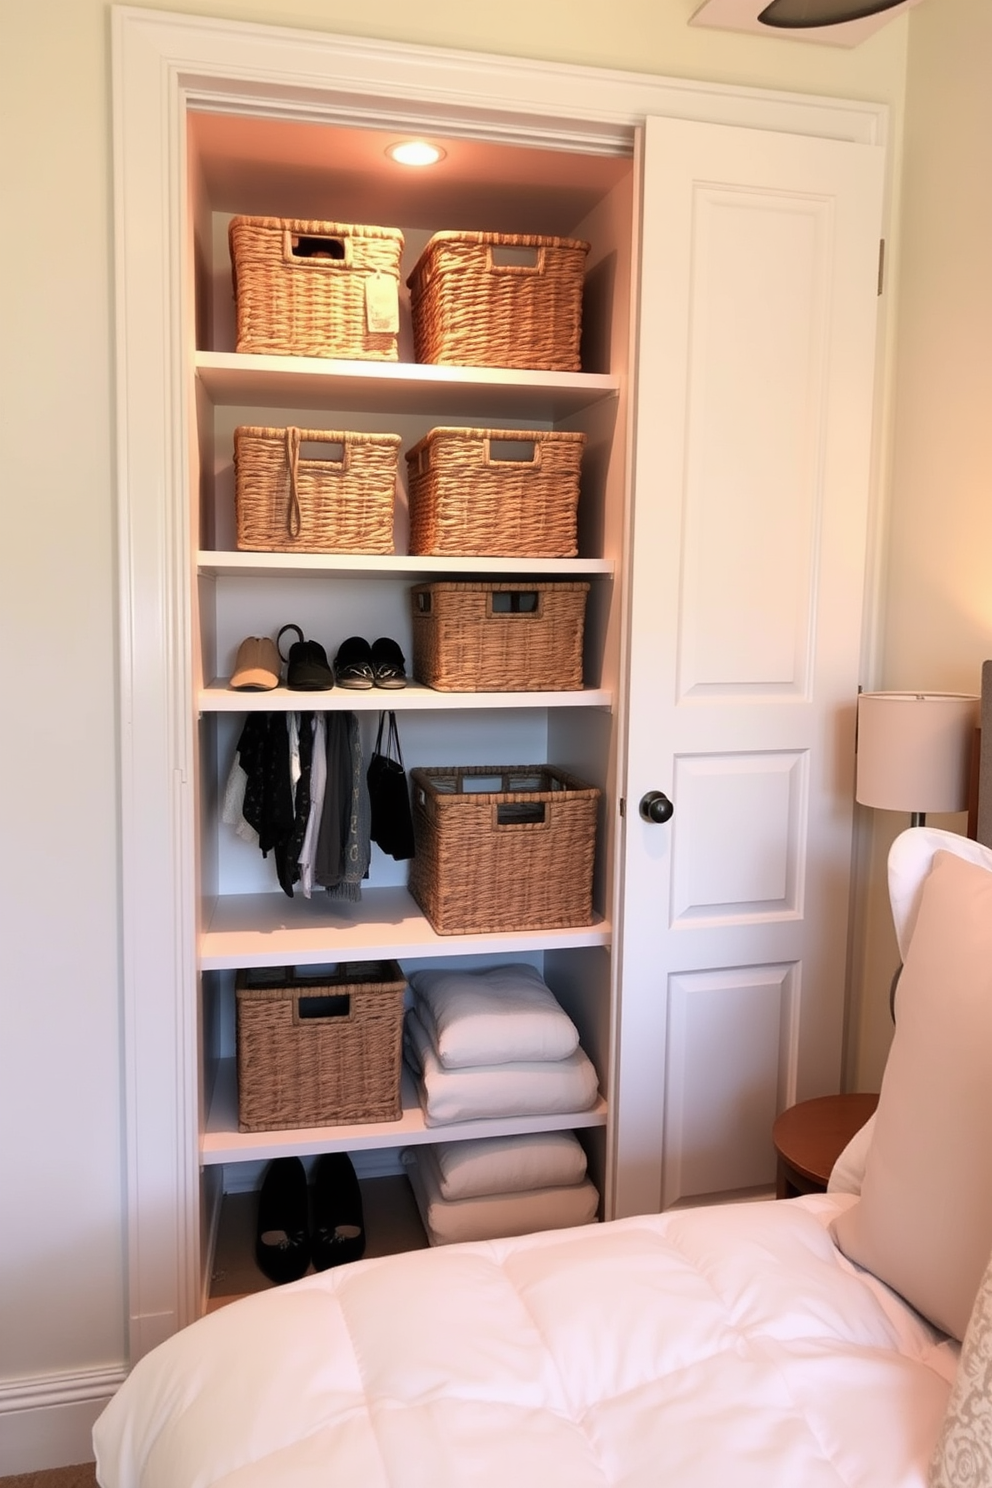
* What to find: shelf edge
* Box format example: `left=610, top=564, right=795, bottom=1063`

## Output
left=202, top=1059, right=608, bottom=1164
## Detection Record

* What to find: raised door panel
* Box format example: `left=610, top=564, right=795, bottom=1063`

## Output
left=615, top=115, right=884, bottom=1217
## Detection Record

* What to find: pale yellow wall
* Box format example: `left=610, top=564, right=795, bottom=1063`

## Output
left=849, top=0, right=992, bottom=1090
left=0, top=0, right=913, bottom=1463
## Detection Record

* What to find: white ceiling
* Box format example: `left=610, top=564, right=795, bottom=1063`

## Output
left=189, top=112, right=630, bottom=238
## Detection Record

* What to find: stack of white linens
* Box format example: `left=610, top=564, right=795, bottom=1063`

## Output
left=403, top=1130, right=599, bottom=1245
left=403, top=964, right=600, bottom=1125
left=401, top=964, right=600, bottom=1244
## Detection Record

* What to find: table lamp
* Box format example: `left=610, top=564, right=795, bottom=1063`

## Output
left=855, top=691, right=979, bottom=827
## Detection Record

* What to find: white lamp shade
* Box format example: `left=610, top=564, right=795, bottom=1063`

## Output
left=855, top=692, right=979, bottom=815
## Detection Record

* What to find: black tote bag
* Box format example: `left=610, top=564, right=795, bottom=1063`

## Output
left=366, top=711, right=415, bottom=861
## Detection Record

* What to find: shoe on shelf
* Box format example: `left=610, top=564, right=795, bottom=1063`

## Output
left=255, top=1156, right=311, bottom=1284
left=333, top=636, right=375, bottom=690
left=311, top=1152, right=366, bottom=1270
left=230, top=635, right=281, bottom=691
left=277, top=623, right=334, bottom=691
left=370, top=636, right=407, bottom=689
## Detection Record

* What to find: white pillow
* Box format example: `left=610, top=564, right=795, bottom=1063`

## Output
left=826, top=1111, right=876, bottom=1196
left=832, top=849, right=992, bottom=1341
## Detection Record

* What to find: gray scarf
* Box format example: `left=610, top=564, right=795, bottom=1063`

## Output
left=314, top=711, right=371, bottom=900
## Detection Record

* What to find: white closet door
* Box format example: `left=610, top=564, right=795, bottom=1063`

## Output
left=615, top=115, right=884, bottom=1216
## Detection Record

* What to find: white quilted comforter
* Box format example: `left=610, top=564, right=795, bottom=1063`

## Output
left=93, top=1193, right=958, bottom=1488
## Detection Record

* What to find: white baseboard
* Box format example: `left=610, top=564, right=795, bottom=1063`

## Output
left=0, top=1366, right=126, bottom=1475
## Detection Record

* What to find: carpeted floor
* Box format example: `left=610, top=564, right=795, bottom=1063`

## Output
left=0, top=1466, right=97, bottom=1488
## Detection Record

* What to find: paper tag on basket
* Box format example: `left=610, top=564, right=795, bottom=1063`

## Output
left=366, top=272, right=399, bottom=334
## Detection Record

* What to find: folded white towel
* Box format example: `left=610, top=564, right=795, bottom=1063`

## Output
left=408, top=964, right=579, bottom=1068
left=404, top=1008, right=599, bottom=1126
left=426, top=1131, right=588, bottom=1201
left=403, top=1145, right=600, bottom=1246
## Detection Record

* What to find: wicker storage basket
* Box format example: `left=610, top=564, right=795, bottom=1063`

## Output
left=411, top=581, right=588, bottom=692
left=406, top=427, right=583, bottom=557
left=234, top=425, right=400, bottom=554
left=235, top=961, right=407, bottom=1131
left=407, top=231, right=589, bottom=372
left=408, top=765, right=600, bottom=935
left=229, top=216, right=404, bottom=360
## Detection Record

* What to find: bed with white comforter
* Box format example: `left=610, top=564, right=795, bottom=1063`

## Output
left=94, top=827, right=992, bottom=1488
left=94, top=1191, right=956, bottom=1488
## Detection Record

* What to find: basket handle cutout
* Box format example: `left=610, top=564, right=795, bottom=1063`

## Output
left=295, top=993, right=352, bottom=1022
left=484, top=438, right=540, bottom=471
left=487, top=243, right=545, bottom=274
left=298, top=438, right=347, bottom=467
left=495, top=802, right=548, bottom=828
left=416, top=591, right=433, bottom=615
left=489, top=590, right=540, bottom=617
left=285, top=231, right=351, bottom=266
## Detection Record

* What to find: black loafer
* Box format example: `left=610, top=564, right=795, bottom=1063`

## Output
left=277, top=623, right=334, bottom=691
left=255, top=1156, right=311, bottom=1283
left=333, top=636, right=375, bottom=690
left=311, top=1152, right=366, bottom=1269
left=371, top=636, right=407, bottom=689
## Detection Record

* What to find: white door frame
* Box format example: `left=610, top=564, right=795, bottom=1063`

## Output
left=112, top=2, right=887, bottom=1361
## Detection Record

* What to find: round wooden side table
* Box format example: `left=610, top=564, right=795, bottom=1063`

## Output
left=772, top=1092, right=879, bottom=1199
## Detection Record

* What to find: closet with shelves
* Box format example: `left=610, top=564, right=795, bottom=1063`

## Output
left=188, top=108, right=632, bottom=1298
left=115, top=6, right=888, bottom=1355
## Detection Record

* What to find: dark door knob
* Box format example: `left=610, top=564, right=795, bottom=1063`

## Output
left=639, top=790, right=674, bottom=824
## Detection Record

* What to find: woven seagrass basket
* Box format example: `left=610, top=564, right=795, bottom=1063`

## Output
left=405, top=427, right=583, bottom=557
left=407, top=231, right=589, bottom=371
left=234, top=425, right=400, bottom=554
left=235, top=961, right=407, bottom=1131
left=408, top=765, right=600, bottom=935
left=229, top=216, right=404, bottom=360
left=411, top=581, right=588, bottom=692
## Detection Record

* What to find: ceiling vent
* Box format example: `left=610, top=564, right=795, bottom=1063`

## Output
left=690, top=0, right=923, bottom=47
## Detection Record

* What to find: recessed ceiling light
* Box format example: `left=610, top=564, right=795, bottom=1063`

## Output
left=386, top=140, right=445, bottom=167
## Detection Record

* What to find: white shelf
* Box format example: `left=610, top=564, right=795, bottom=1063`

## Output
left=200, top=886, right=611, bottom=970
left=202, top=1058, right=608, bottom=1165
left=200, top=680, right=612, bottom=712
left=197, top=551, right=614, bottom=579
left=196, top=350, right=620, bottom=421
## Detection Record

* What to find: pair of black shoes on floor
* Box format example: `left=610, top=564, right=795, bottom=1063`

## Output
left=255, top=1153, right=365, bottom=1284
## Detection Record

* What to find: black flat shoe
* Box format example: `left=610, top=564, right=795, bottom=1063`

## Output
left=370, top=636, right=407, bottom=689
left=311, top=1152, right=366, bottom=1269
left=333, top=636, right=375, bottom=689
left=255, top=1156, right=311, bottom=1283
left=277, top=623, right=334, bottom=691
